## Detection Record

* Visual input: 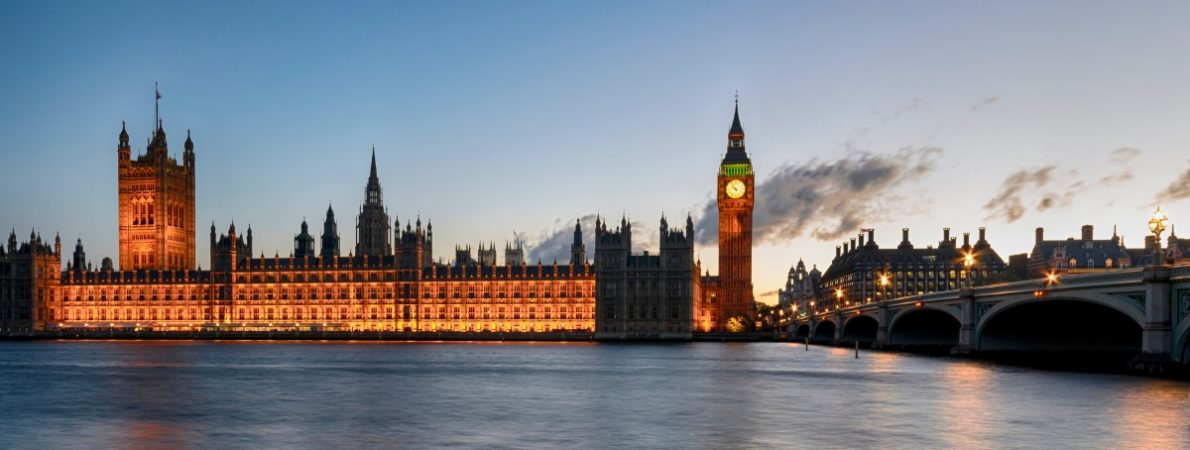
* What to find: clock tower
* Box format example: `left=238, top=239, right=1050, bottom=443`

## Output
left=716, top=100, right=755, bottom=328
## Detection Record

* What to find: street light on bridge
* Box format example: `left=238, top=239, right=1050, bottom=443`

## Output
left=1149, top=207, right=1170, bottom=265
left=962, top=250, right=976, bottom=289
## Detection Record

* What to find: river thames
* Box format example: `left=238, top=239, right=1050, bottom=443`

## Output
left=0, top=341, right=1187, bottom=449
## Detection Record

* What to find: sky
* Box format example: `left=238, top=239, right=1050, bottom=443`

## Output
left=2, top=1, right=1190, bottom=303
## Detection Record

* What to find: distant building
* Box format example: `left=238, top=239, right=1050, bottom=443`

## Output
left=817, top=227, right=1009, bottom=310
left=594, top=215, right=695, bottom=339
left=777, top=259, right=821, bottom=316
left=1027, top=225, right=1134, bottom=278
left=0, top=231, right=61, bottom=331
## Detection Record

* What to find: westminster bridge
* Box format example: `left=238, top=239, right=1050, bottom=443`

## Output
left=785, top=264, right=1190, bottom=374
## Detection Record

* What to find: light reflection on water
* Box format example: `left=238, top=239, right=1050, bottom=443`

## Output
left=0, top=341, right=1187, bottom=449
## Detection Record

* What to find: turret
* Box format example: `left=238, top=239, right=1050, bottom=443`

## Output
left=117, top=121, right=131, bottom=162
left=321, top=204, right=340, bottom=258
left=183, top=129, right=195, bottom=168
left=570, top=218, right=585, bottom=266
left=72, top=238, right=86, bottom=273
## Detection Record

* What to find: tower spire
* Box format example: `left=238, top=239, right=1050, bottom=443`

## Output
left=155, top=82, right=161, bottom=132
left=370, top=144, right=377, bottom=179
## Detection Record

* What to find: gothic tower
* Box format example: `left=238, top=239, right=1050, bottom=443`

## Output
left=716, top=100, right=755, bottom=327
left=117, top=87, right=196, bottom=271
left=320, top=204, right=340, bottom=258
left=570, top=219, right=585, bottom=266
left=355, top=148, right=392, bottom=256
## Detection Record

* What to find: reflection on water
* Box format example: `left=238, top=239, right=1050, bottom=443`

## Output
left=0, top=341, right=1187, bottom=449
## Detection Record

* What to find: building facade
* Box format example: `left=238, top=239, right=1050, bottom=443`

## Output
left=777, top=259, right=821, bottom=317
left=0, top=231, right=61, bottom=331
left=815, top=227, right=1010, bottom=311
left=117, top=111, right=196, bottom=271
left=5, top=97, right=598, bottom=334
left=594, top=215, right=695, bottom=339
left=1027, top=225, right=1134, bottom=278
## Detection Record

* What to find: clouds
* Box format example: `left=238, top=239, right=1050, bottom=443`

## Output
left=982, top=147, right=1141, bottom=223
left=1156, top=164, right=1190, bottom=202
left=695, top=146, right=943, bottom=245
left=968, top=96, right=1000, bottom=112
left=525, top=214, right=659, bottom=263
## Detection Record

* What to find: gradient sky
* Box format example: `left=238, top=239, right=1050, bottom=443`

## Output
left=3, top=1, right=1190, bottom=303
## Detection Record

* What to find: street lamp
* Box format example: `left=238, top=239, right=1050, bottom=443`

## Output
left=1149, top=207, right=1170, bottom=265
left=835, top=288, right=844, bottom=309
left=962, top=251, right=976, bottom=289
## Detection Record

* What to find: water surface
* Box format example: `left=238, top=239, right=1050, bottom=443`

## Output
left=1, top=341, right=1187, bottom=449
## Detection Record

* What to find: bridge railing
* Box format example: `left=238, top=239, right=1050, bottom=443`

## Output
left=793, top=264, right=1190, bottom=323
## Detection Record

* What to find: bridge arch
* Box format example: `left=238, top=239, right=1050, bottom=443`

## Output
left=792, top=323, right=811, bottom=340
left=841, top=314, right=878, bottom=344
left=1174, top=318, right=1190, bottom=364
left=887, top=306, right=960, bottom=352
left=976, top=292, right=1145, bottom=335
left=812, top=320, right=836, bottom=343
left=977, top=295, right=1142, bottom=368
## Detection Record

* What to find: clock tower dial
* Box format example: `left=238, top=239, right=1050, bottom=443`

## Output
left=713, top=99, right=756, bottom=331
left=725, top=179, right=746, bottom=199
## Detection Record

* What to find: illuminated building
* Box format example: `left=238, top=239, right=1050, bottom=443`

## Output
left=695, top=100, right=755, bottom=331
left=117, top=91, right=196, bottom=271
left=817, top=228, right=1010, bottom=310
left=7, top=95, right=596, bottom=334
left=777, top=259, right=821, bottom=316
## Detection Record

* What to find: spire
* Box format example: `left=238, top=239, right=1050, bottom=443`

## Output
left=730, top=94, right=744, bottom=136
left=370, top=145, right=378, bottom=179
left=119, top=120, right=129, bottom=142
left=154, top=82, right=161, bottom=133
left=723, top=96, right=749, bottom=162
left=184, top=129, right=193, bottom=151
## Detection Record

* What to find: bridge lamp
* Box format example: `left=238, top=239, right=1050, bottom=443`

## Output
left=1149, top=207, right=1169, bottom=238
left=1045, top=272, right=1058, bottom=285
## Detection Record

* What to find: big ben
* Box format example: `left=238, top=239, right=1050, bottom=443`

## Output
left=717, top=100, right=755, bottom=327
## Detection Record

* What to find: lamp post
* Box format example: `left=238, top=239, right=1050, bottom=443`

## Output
left=835, top=288, right=844, bottom=310
left=962, top=251, right=975, bottom=289
left=879, top=272, right=890, bottom=302
left=1149, top=207, right=1170, bottom=266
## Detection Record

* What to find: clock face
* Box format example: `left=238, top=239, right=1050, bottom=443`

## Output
left=725, top=179, right=746, bottom=199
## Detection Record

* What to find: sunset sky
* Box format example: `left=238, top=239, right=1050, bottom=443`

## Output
left=3, top=1, right=1190, bottom=302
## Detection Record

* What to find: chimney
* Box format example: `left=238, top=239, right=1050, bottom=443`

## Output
left=850, top=238, right=857, bottom=252
left=1145, top=235, right=1156, bottom=250
left=963, top=232, right=970, bottom=248
left=1036, top=227, right=1044, bottom=244
left=979, top=227, right=986, bottom=242
left=902, top=228, right=909, bottom=243
left=836, top=246, right=841, bottom=258
left=1081, top=225, right=1094, bottom=241
left=943, top=227, right=951, bottom=242
left=867, top=229, right=875, bottom=245
left=858, top=233, right=865, bottom=248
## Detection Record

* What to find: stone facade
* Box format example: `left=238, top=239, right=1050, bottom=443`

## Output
left=117, top=113, right=196, bottom=271
left=594, top=215, right=695, bottom=339
left=817, top=227, right=1010, bottom=311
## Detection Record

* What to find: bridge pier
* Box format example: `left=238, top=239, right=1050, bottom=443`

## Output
left=952, top=287, right=977, bottom=356
left=873, top=304, right=889, bottom=349
left=1130, top=265, right=1177, bottom=375
left=833, top=312, right=844, bottom=345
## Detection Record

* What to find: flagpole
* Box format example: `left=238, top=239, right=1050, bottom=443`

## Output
left=154, top=82, right=160, bottom=129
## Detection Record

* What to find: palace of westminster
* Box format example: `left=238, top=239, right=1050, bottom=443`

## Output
left=0, top=95, right=758, bottom=338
